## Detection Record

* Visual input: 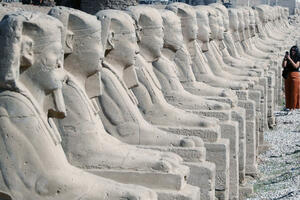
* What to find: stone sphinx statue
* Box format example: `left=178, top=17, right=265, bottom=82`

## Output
left=209, top=4, right=263, bottom=78
left=199, top=6, right=258, bottom=86
left=158, top=9, right=238, bottom=107
left=94, top=9, right=202, bottom=147
left=0, top=11, right=156, bottom=200
left=176, top=4, right=248, bottom=90
left=126, top=5, right=220, bottom=131
left=247, top=7, right=276, bottom=54
left=144, top=10, right=231, bottom=111
left=48, top=6, right=187, bottom=178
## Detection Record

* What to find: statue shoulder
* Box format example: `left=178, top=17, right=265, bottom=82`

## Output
left=0, top=91, right=35, bottom=118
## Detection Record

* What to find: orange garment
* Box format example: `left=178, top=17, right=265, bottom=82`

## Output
left=285, top=72, right=300, bottom=109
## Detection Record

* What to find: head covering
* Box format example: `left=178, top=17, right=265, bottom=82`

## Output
left=0, top=11, right=63, bottom=91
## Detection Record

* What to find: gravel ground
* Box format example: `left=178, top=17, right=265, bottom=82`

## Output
left=248, top=110, right=300, bottom=200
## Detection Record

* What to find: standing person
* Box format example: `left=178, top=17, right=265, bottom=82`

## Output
left=283, top=45, right=300, bottom=109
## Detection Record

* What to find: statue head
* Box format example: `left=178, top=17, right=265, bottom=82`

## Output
left=284, top=7, right=289, bottom=19
left=128, top=6, right=164, bottom=62
left=206, top=6, right=219, bottom=40
left=210, top=3, right=229, bottom=32
left=49, top=7, right=104, bottom=98
left=255, top=5, right=267, bottom=24
left=194, top=6, right=211, bottom=43
left=248, top=8, right=256, bottom=37
left=96, top=9, right=139, bottom=89
left=49, top=7, right=103, bottom=80
left=160, top=9, right=184, bottom=51
left=166, top=3, right=198, bottom=42
left=237, top=9, right=245, bottom=32
left=0, top=11, right=66, bottom=117
left=228, top=8, right=239, bottom=32
left=214, top=8, right=225, bottom=40
left=243, top=8, right=250, bottom=29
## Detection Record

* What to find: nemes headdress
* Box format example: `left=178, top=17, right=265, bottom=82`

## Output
left=0, top=11, right=63, bottom=90
left=49, top=6, right=101, bottom=54
left=166, top=2, right=196, bottom=23
left=127, top=6, right=163, bottom=31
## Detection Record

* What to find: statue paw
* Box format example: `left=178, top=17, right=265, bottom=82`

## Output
left=152, top=160, right=172, bottom=173
left=185, top=136, right=203, bottom=147
left=179, top=138, right=195, bottom=147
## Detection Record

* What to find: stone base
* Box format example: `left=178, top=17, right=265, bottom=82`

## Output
left=159, top=126, right=220, bottom=143
left=239, top=184, right=253, bottom=200
left=139, top=145, right=206, bottom=162
left=220, top=121, right=239, bottom=200
left=156, top=184, right=200, bottom=200
left=185, top=162, right=216, bottom=200
left=231, top=107, right=246, bottom=183
left=86, top=167, right=189, bottom=190
left=258, top=144, right=270, bottom=154
left=245, top=120, right=257, bottom=176
left=205, top=139, right=230, bottom=200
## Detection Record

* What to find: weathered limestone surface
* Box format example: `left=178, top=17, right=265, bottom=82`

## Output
left=0, top=2, right=295, bottom=200
left=81, top=0, right=138, bottom=14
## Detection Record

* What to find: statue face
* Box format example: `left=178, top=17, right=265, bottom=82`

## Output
left=140, top=26, right=164, bottom=59
left=208, top=12, right=219, bottom=40
left=181, top=17, right=198, bottom=41
left=195, top=11, right=211, bottom=42
left=243, top=9, right=250, bottom=29
left=249, top=10, right=256, bottom=36
left=228, top=9, right=239, bottom=31
left=112, top=30, right=139, bottom=66
left=75, top=30, right=104, bottom=76
left=237, top=10, right=245, bottom=31
left=32, top=41, right=65, bottom=93
left=217, top=14, right=224, bottom=40
left=217, top=9, right=229, bottom=32
left=162, top=16, right=184, bottom=50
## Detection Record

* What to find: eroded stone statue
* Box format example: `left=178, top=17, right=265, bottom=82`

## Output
left=0, top=11, right=156, bottom=200
left=127, top=5, right=219, bottom=131
left=94, top=9, right=203, bottom=147
left=158, top=9, right=239, bottom=108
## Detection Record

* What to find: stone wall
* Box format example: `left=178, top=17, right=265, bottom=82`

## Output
left=80, top=0, right=138, bottom=14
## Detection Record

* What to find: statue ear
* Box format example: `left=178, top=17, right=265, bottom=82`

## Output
left=106, top=31, right=114, bottom=50
left=64, top=30, right=74, bottom=54
left=20, top=36, right=34, bottom=71
left=136, top=26, right=142, bottom=42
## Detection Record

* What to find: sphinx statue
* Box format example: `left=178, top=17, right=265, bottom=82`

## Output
left=48, top=6, right=186, bottom=182
left=247, top=7, right=277, bottom=54
left=0, top=11, right=156, bottom=200
left=93, top=9, right=203, bottom=147
left=166, top=3, right=250, bottom=92
left=125, top=5, right=221, bottom=132
left=127, top=6, right=235, bottom=199
left=198, top=6, right=259, bottom=86
left=140, top=9, right=231, bottom=111
left=158, top=9, right=239, bottom=108
left=207, top=5, right=264, bottom=79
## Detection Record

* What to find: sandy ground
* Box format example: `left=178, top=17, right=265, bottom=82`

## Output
left=1, top=2, right=51, bottom=13
left=248, top=109, right=300, bottom=200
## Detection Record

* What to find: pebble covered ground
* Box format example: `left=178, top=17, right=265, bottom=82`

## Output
left=248, top=110, right=300, bottom=200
